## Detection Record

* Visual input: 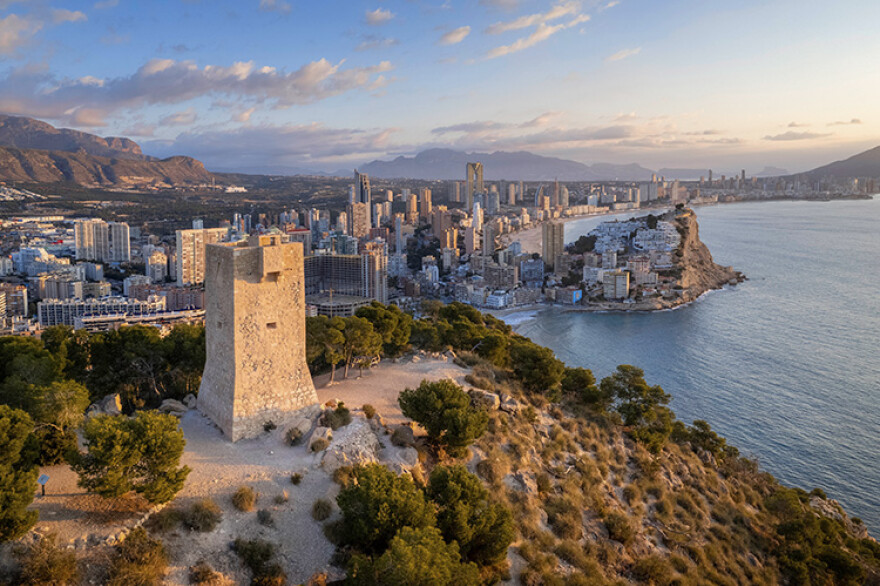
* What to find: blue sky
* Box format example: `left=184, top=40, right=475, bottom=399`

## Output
left=1, top=0, right=878, bottom=174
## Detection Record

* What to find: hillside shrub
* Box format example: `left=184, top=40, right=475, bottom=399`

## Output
left=232, top=486, right=257, bottom=512
left=0, top=405, right=39, bottom=541
left=15, top=533, right=79, bottom=586
left=398, top=379, right=488, bottom=458
left=312, top=499, right=333, bottom=521
left=182, top=499, right=222, bottom=532
left=106, top=528, right=167, bottom=586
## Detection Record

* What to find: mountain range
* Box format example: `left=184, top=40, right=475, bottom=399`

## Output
left=0, top=114, right=876, bottom=187
left=0, top=115, right=212, bottom=187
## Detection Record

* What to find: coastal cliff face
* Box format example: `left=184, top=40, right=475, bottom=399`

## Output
left=667, top=207, right=740, bottom=303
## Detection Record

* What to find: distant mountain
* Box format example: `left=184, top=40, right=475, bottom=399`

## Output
left=0, top=146, right=213, bottom=187
left=359, top=148, right=654, bottom=181
left=753, top=166, right=788, bottom=178
left=658, top=168, right=717, bottom=180
left=800, top=145, right=880, bottom=178
left=0, top=115, right=215, bottom=187
left=0, top=115, right=151, bottom=160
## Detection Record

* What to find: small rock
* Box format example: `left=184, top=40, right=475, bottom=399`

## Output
left=469, top=388, right=501, bottom=410
left=183, top=394, right=197, bottom=409
left=158, top=399, right=188, bottom=416
left=399, top=447, right=419, bottom=467
left=499, top=394, right=520, bottom=414
left=322, top=419, right=380, bottom=472
left=411, top=355, right=421, bottom=363
left=101, top=394, right=122, bottom=416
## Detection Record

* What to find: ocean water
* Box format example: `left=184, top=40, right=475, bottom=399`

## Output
left=511, top=199, right=880, bottom=531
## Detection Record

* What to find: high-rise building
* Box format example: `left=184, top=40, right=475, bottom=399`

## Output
left=472, top=202, right=483, bottom=232
left=405, top=193, right=418, bottom=224
left=487, top=190, right=500, bottom=215
left=393, top=213, right=405, bottom=254
left=464, top=225, right=479, bottom=255
left=74, top=219, right=130, bottom=262
left=542, top=221, right=565, bottom=269
left=354, top=170, right=371, bottom=208
left=449, top=181, right=461, bottom=203
left=603, top=270, right=630, bottom=300
left=482, top=223, right=496, bottom=259
left=507, top=183, right=516, bottom=205
left=347, top=202, right=370, bottom=239
left=176, top=227, right=229, bottom=286
left=147, top=250, right=169, bottom=283
left=559, top=185, right=569, bottom=209
left=465, top=162, right=483, bottom=210
left=419, top=188, right=432, bottom=223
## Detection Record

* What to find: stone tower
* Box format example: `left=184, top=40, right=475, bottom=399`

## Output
left=198, top=234, right=317, bottom=441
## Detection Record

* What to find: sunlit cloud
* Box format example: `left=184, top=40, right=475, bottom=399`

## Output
left=764, top=131, right=832, bottom=141
left=606, top=46, right=640, bottom=62
left=486, top=14, right=589, bottom=59
left=365, top=8, right=394, bottom=26
left=827, top=118, right=862, bottom=126
left=438, top=26, right=470, bottom=45
left=485, top=1, right=581, bottom=34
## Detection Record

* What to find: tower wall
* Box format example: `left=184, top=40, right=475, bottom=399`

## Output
left=198, top=236, right=317, bottom=441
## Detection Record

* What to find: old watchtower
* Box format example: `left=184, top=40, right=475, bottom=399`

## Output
left=198, top=234, right=317, bottom=441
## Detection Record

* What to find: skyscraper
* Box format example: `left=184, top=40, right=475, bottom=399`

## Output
left=542, top=221, right=564, bottom=270
left=419, top=188, right=432, bottom=223
left=354, top=169, right=371, bottom=207
left=74, top=219, right=130, bottom=262
left=347, top=202, right=370, bottom=239
left=465, top=162, right=483, bottom=210
left=176, top=227, right=229, bottom=286
left=109, top=222, right=131, bottom=262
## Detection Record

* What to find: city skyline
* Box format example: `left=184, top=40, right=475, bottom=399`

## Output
left=0, top=0, right=878, bottom=174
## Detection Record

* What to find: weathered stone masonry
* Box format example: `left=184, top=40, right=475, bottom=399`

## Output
left=198, top=234, right=318, bottom=441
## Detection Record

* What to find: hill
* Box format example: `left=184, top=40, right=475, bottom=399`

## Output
left=801, top=145, right=880, bottom=178
left=360, top=148, right=654, bottom=181
left=0, top=146, right=213, bottom=188
left=0, top=115, right=151, bottom=161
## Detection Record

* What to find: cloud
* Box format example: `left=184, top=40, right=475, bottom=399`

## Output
left=827, top=118, right=862, bottom=126
left=145, top=123, right=397, bottom=171
left=606, top=46, right=640, bottom=62
left=486, top=15, right=588, bottom=59
left=160, top=108, right=198, bottom=126
left=438, top=26, right=470, bottom=45
left=485, top=1, right=581, bottom=34
left=614, top=112, right=637, bottom=121
left=123, top=123, right=155, bottom=137
left=365, top=8, right=394, bottom=25
left=259, top=0, right=291, bottom=14
left=51, top=9, right=87, bottom=24
left=603, top=1, right=620, bottom=9
left=0, top=13, right=42, bottom=55
left=233, top=107, right=256, bottom=123
left=764, top=131, right=832, bottom=141
left=479, top=0, right=519, bottom=9
left=0, top=57, right=394, bottom=125
left=788, top=121, right=810, bottom=127
left=355, top=35, right=399, bottom=51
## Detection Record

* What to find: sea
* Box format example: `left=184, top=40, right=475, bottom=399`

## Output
left=508, top=198, right=880, bottom=531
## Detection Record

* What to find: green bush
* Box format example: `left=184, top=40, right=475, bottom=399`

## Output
left=427, top=465, right=515, bottom=566
left=71, top=411, right=190, bottom=504
left=336, top=464, right=436, bottom=554
left=362, top=404, right=376, bottom=419
left=285, top=427, right=304, bottom=446
left=603, top=511, right=635, bottom=544
left=146, top=507, right=182, bottom=533
left=182, top=499, right=222, bottom=532
left=632, top=555, right=675, bottom=585
left=257, top=509, right=275, bottom=527
left=509, top=340, right=564, bottom=395
left=232, top=486, right=257, bottom=512
left=0, top=405, right=39, bottom=541
left=310, top=438, right=330, bottom=452
left=312, top=498, right=333, bottom=521
left=544, top=497, right=583, bottom=540
left=322, top=403, right=352, bottom=430
left=398, top=379, right=488, bottom=458
left=107, top=528, right=167, bottom=586
left=347, top=526, right=480, bottom=586
left=233, top=538, right=286, bottom=586
left=15, top=533, right=79, bottom=586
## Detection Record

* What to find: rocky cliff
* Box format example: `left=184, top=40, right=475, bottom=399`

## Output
left=667, top=207, right=742, bottom=303
left=0, top=146, right=213, bottom=187
left=0, top=115, right=150, bottom=160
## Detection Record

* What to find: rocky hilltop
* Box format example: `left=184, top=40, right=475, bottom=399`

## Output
left=0, top=115, right=150, bottom=161
left=0, top=146, right=213, bottom=188
left=0, top=115, right=216, bottom=188
left=669, top=207, right=742, bottom=303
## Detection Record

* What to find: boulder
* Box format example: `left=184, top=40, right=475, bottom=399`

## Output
left=504, top=471, right=538, bottom=496
left=309, top=426, right=333, bottom=452
left=469, top=388, right=500, bottom=410
left=183, top=394, right=197, bottom=409
left=411, top=355, right=421, bottom=363
left=158, top=399, right=188, bottom=417
left=499, top=394, right=521, bottom=414
left=322, top=419, right=380, bottom=472
left=390, top=425, right=416, bottom=447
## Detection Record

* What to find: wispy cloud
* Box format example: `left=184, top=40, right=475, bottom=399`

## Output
left=788, top=121, right=810, bottom=128
left=159, top=108, right=197, bottom=126
left=764, top=131, right=832, bottom=141
left=0, top=8, right=86, bottom=56
left=438, top=26, right=470, bottom=45
left=51, top=9, right=87, bottom=24
left=486, top=14, right=589, bottom=59
left=356, top=35, right=399, bottom=51
left=827, top=118, right=861, bottom=126
left=485, top=1, right=580, bottom=35
left=259, top=0, right=291, bottom=14
left=365, top=8, right=394, bottom=25
left=606, top=46, right=640, bottom=62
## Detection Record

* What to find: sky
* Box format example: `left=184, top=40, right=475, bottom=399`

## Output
left=1, top=0, right=879, bottom=174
